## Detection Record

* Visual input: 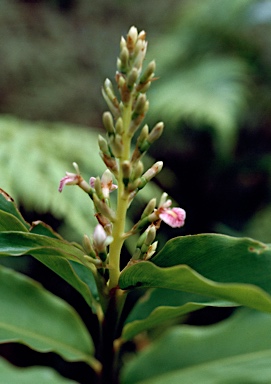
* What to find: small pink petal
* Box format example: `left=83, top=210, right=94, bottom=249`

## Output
left=58, top=173, right=80, bottom=192
left=159, top=207, right=186, bottom=228
left=89, top=177, right=96, bottom=189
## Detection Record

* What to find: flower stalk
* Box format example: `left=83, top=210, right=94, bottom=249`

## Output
left=58, top=25, right=186, bottom=296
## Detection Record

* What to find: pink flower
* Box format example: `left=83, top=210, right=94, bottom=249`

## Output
left=156, top=194, right=186, bottom=228
left=58, top=172, right=81, bottom=192
left=59, top=162, right=93, bottom=193
left=90, top=169, right=117, bottom=199
left=158, top=207, right=186, bottom=228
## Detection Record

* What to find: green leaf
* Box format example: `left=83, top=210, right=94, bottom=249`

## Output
left=0, top=191, right=30, bottom=230
left=34, top=255, right=100, bottom=312
left=121, top=309, right=271, bottom=384
left=0, top=231, right=85, bottom=261
left=151, top=234, right=271, bottom=287
left=0, top=357, right=76, bottom=384
left=122, top=289, right=235, bottom=341
left=0, top=231, right=100, bottom=310
left=119, top=234, right=271, bottom=314
left=0, top=265, right=99, bottom=370
left=0, top=210, right=29, bottom=232
left=29, top=220, right=64, bottom=239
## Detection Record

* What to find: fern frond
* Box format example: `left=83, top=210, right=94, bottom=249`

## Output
left=0, top=116, right=162, bottom=241
left=149, top=57, right=249, bottom=154
left=147, top=0, right=257, bottom=155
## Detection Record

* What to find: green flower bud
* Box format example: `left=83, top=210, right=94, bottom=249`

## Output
left=147, top=122, right=164, bottom=144
left=133, top=94, right=147, bottom=117
left=140, top=60, right=156, bottom=84
left=120, top=36, right=126, bottom=50
left=98, top=135, right=110, bottom=156
left=127, top=68, right=139, bottom=90
left=115, top=117, right=124, bottom=135
left=122, top=161, right=131, bottom=186
left=127, top=26, right=138, bottom=52
left=139, top=161, right=163, bottom=189
left=94, top=176, right=104, bottom=200
left=131, top=160, right=144, bottom=180
left=82, top=234, right=96, bottom=258
left=93, top=194, right=116, bottom=222
left=109, top=133, right=123, bottom=158
left=119, top=46, right=129, bottom=72
left=102, top=112, right=115, bottom=135
left=141, top=198, right=157, bottom=218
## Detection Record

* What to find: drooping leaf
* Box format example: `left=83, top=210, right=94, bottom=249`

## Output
left=121, top=309, right=271, bottom=384
left=0, top=231, right=85, bottom=261
left=119, top=234, right=271, bottom=314
left=0, top=191, right=30, bottom=230
left=122, top=289, right=235, bottom=341
left=151, top=234, right=271, bottom=286
left=29, top=220, right=64, bottom=239
left=0, top=231, right=101, bottom=310
left=33, top=255, right=100, bottom=312
left=0, top=357, right=76, bottom=384
left=0, top=265, right=100, bottom=370
left=0, top=210, right=29, bottom=232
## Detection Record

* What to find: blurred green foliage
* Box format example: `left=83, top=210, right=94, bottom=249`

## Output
left=0, top=0, right=179, bottom=125
left=2, top=0, right=271, bottom=241
left=0, top=116, right=161, bottom=242
left=148, top=0, right=271, bottom=155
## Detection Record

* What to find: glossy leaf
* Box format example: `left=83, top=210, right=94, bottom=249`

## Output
left=0, top=357, right=76, bottom=384
left=34, top=255, right=100, bottom=311
left=29, top=220, right=63, bottom=239
left=0, top=231, right=100, bottom=310
left=122, top=289, right=235, bottom=340
left=0, top=231, right=85, bottom=261
left=119, top=235, right=271, bottom=315
left=121, top=309, right=271, bottom=384
left=0, top=190, right=30, bottom=229
left=0, top=265, right=99, bottom=370
left=0, top=210, right=29, bottom=232
left=0, top=191, right=29, bottom=232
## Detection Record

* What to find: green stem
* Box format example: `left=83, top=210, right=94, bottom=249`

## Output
left=108, top=101, right=133, bottom=290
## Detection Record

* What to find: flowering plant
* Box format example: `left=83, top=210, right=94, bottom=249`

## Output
left=1, top=27, right=271, bottom=383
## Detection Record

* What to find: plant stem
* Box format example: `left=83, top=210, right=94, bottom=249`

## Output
left=108, top=100, right=133, bottom=290
left=98, top=288, right=126, bottom=384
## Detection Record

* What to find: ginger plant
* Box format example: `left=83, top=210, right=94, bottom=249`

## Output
left=2, top=26, right=271, bottom=384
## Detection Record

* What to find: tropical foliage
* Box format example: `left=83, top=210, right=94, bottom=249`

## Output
left=2, top=1, right=271, bottom=383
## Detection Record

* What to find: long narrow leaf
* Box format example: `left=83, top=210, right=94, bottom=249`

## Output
left=0, top=231, right=100, bottom=310
left=0, top=231, right=85, bottom=261
left=0, top=357, right=76, bottom=384
left=122, top=289, right=235, bottom=340
left=0, top=265, right=100, bottom=370
left=0, top=190, right=30, bottom=229
left=119, top=235, right=271, bottom=315
left=121, top=309, right=271, bottom=384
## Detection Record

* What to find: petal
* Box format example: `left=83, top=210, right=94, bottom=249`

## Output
left=58, top=173, right=80, bottom=192
left=93, top=224, right=107, bottom=251
left=101, top=169, right=113, bottom=185
left=89, top=177, right=96, bottom=189
left=159, top=207, right=186, bottom=228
